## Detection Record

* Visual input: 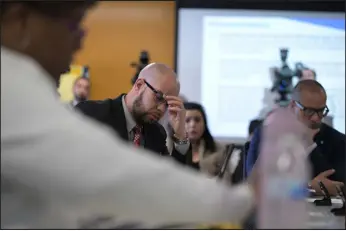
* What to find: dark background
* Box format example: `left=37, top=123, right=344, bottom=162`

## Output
left=176, top=0, right=345, bottom=11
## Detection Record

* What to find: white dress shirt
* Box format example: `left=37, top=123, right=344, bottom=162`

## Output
left=1, top=46, right=254, bottom=229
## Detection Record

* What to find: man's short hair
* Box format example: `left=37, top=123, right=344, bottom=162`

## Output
left=292, top=79, right=326, bottom=101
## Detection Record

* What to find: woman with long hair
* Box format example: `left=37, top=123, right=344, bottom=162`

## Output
left=182, top=102, right=242, bottom=183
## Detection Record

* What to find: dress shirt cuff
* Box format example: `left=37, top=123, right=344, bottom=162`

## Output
left=174, top=141, right=190, bottom=155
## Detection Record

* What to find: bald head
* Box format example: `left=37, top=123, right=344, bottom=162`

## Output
left=137, top=63, right=179, bottom=96
left=292, top=79, right=326, bottom=102
left=138, top=63, right=176, bottom=81
left=126, top=63, right=180, bottom=124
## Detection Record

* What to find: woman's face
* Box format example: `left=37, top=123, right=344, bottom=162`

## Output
left=185, top=109, right=205, bottom=142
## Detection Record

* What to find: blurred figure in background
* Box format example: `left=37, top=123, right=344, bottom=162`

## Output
left=246, top=80, right=345, bottom=195
left=175, top=102, right=242, bottom=185
left=247, top=119, right=263, bottom=142
left=243, top=119, right=263, bottom=178
left=70, top=77, right=90, bottom=107
left=300, top=69, right=316, bottom=81
left=1, top=1, right=256, bottom=229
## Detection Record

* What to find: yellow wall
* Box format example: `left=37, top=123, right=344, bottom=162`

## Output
left=58, top=65, right=85, bottom=102
left=74, top=1, right=176, bottom=100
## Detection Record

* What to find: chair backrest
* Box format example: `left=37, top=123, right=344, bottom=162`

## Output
left=230, top=144, right=245, bottom=184
left=242, top=141, right=250, bottom=179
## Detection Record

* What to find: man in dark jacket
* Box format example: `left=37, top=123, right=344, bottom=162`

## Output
left=246, top=80, right=345, bottom=195
left=76, top=63, right=190, bottom=161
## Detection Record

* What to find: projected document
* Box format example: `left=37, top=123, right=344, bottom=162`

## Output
left=201, top=16, right=345, bottom=138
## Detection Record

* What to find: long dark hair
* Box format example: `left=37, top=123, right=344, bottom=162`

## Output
left=184, top=102, right=216, bottom=153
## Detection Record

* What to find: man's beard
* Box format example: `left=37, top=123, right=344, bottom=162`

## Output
left=307, top=121, right=321, bottom=130
left=132, top=93, right=148, bottom=125
left=132, top=93, right=160, bottom=125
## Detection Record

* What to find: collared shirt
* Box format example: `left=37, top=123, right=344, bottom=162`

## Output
left=121, top=96, right=189, bottom=154
left=65, top=100, right=79, bottom=110
left=72, top=100, right=80, bottom=107
left=1, top=46, right=253, bottom=229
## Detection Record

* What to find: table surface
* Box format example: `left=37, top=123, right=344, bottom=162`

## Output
left=179, top=197, right=345, bottom=229
left=307, top=197, right=345, bottom=229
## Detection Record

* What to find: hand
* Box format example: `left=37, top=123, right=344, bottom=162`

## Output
left=165, top=95, right=186, bottom=139
left=310, top=169, right=344, bottom=196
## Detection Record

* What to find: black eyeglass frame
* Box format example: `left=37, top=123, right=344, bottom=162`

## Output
left=143, top=80, right=168, bottom=106
left=294, top=100, right=329, bottom=118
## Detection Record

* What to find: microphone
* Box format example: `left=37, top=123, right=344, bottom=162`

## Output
left=217, top=145, right=235, bottom=179
left=314, top=181, right=332, bottom=206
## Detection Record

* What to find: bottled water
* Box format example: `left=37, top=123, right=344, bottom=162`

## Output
left=258, top=108, right=310, bottom=229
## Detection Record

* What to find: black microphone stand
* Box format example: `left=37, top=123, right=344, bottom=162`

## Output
left=314, top=181, right=332, bottom=206
left=217, top=145, right=235, bottom=179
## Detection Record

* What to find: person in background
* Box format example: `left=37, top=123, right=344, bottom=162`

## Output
left=1, top=1, right=257, bottom=229
left=300, top=68, right=316, bottom=81
left=75, top=63, right=190, bottom=160
left=246, top=80, right=345, bottom=195
left=247, top=119, right=263, bottom=142
left=175, top=102, right=242, bottom=184
left=299, top=68, right=334, bottom=127
left=70, top=77, right=90, bottom=107
left=243, top=119, right=263, bottom=178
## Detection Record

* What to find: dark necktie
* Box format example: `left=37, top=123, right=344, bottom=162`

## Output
left=132, top=125, right=142, bottom=147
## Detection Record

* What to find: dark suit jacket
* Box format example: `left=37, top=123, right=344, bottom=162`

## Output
left=246, top=123, right=345, bottom=183
left=75, top=94, right=188, bottom=160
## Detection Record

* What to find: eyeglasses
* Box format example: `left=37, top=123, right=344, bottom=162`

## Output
left=144, top=80, right=167, bottom=106
left=294, top=101, right=329, bottom=118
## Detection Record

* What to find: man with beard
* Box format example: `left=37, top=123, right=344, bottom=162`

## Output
left=70, top=77, right=90, bottom=107
left=75, top=63, right=190, bottom=160
left=246, top=79, right=345, bottom=195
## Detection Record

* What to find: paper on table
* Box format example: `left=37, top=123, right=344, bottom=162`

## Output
left=306, top=198, right=343, bottom=204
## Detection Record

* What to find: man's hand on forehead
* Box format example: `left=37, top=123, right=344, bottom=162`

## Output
left=164, top=96, right=184, bottom=108
left=165, top=95, right=186, bottom=139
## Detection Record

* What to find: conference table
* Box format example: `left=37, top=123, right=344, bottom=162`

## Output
left=307, top=197, right=345, bottom=229
left=179, top=197, right=345, bottom=229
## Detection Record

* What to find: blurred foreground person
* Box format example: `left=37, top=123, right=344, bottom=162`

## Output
left=1, top=1, right=254, bottom=229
